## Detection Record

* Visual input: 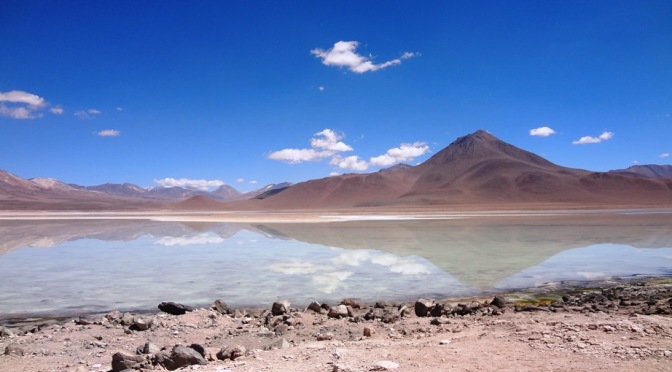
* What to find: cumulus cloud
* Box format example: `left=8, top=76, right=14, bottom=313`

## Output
left=236, top=178, right=245, bottom=183
left=268, top=129, right=353, bottom=163
left=572, top=131, right=614, bottom=145
left=311, top=41, right=417, bottom=74
left=74, top=109, right=101, bottom=119
left=330, top=155, right=369, bottom=171
left=530, top=126, right=556, bottom=137
left=660, top=153, right=670, bottom=158
left=319, top=86, right=325, bottom=91
left=154, top=177, right=226, bottom=191
left=97, top=129, right=120, bottom=137
left=249, top=180, right=258, bottom=184
left=0, top=90, right=47, bottom=119
left=370, top=142, right=429, bottom=167
left=50, top=106, right=64, bottom=115
left=270, top=129, right=430, bottom=172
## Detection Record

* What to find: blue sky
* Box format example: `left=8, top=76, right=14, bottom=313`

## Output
left=1, top=1, right=670, bottom=191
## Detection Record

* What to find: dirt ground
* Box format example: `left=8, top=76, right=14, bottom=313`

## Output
left=1, top=281, right=672, bottom=372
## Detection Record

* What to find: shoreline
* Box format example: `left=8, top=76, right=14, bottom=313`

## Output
left=1, top=278, right=671, bottom=371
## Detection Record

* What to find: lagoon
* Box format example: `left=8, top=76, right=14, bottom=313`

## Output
left=0, top=212, right=671, bottom=319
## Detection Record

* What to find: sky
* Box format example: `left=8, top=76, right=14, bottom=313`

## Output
left=1, top=0, right=670, bottom=191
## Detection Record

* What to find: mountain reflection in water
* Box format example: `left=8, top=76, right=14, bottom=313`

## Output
left=0, top=213, right=671, bottom=318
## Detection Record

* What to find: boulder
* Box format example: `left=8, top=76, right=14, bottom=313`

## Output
left=158, top=302, right=194, bottom=315
left=169, top=345, right=208, bottom=369
left=490, top=296, right=506, bottom=309
left=212, top=299, right=231, bottom=315
left=264, top=338, right=291, bottom=350
left=111, top=351, right=144, bottom=371
left=120, top=312, right=135, bottom=326
left=307, top=301, right=322, bottom=313
left=0, top=326, right=14, bottom=338
left=4, top=343, right=24, bottom=356
left=328, top=304, right=349, bottom=319
left=271, top=300, right=290, bottom=316
left=132, top=316, right=152, bottom=331
left=216, top=344, right=246, bottom=360
left=341, top=298, right=361, bottom=308
left=136, top=341, right=161, bottom=355
left=414, top=299, right=436, bottom=317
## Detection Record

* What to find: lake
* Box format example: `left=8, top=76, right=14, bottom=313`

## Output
left=1, top=212, right=671, bottom=319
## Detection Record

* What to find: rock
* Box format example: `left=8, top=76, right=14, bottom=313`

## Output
left=0, top=326, right=14, bottom=338
left=316, top=332, right=334, bottom=341
left=136, top=342, right=161, bottom=355
left=374, top=360, right=400, bottom=370
left=111, top=351, right=144, bottom=371
left=363, top=327, right=373, bottom=337
left=415, top=299, right=435, bottom=317
left=212, top=299, right=231, bottom=315
left=4, top=343, right=24, bottom=356
left=307, top=301, right=322, bottom=313
left=381, top=309, right=400, bottom=323
left=170, top=345, right=208, bottom=369
left=491, top=296, right=506, bottom=308
left=328, top=304, right=349, bottom=319
left=120, top=312, right=135, bottom=326
left=341, top=298, right=361, bottom=308
left=106, top=310, right=122, bottom=323
left=216, top=345, right=247, bottom=360
left=189, top=343, right=206, bottom=358
left=74, top=316, right=96, bottom=325
left=272, top=300, right=291, bottom=316
left=132, top=316, right=152, bottom=331
left=439, top=339, right=451, bottom=345
left=264, top=338, right=291, bottom=350
left=375, top=301, right=392, bottom=308
left=158, top=301, right=194, bottom=315
left=429, top=303, right=444, bottom=317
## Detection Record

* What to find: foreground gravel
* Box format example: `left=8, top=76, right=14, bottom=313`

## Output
left=1, top=281, right=672, bottom=372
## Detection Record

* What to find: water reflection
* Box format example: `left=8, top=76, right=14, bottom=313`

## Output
left=0, top=213, right=670, bottom=318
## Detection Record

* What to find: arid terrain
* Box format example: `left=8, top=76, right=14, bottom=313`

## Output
left=1, top=279, right=672, bottom=372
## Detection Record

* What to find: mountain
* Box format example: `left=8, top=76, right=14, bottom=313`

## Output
left=251, top=130, right=672, bottom=209
left=209, top=185, right=242, bottom=201
left=609, top=164, right=672, bottom=179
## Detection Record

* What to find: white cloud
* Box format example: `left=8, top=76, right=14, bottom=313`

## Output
left=154, top=177, right=226, bottom=191
left=572, top=131, right=614, bottom=145
left=329, top=171, right=341, bottom=176
left=311, top=129, right=353, bottom=152
left=268, top=148, right=332, bottom=163
left=236, top=178, right=245, bottom=183
left=50, top=106, right=64, bottom=115
left=633, top=160, right=639, bottom=164
left=311, top=41, right=417, bottom=74
left=370, top=142, right=429, bottom=167
left=74, top=109, right=102, bottom=119
left=97, top=129, right=120, bottom=137
left=268, top=128, right=353, bottom=163
left=530, top=126, right=556, bottom=137
left=660, top=153, right=670, bottom=158
left=330, top=155, right=369, bottom=171
left=319, top=86, right=325, bottom=91
left=116, top=107, right=124, bottom=112
left=0, top=90, right=47, bottom=119
left=249, top=180, right=258, bottom=184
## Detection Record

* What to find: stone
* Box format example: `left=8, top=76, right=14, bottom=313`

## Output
left=316, top=332, right=334, bottom=341
left=328, top=304, right=349, bottom=319
left=491, top=296, right=506, bottom=309
left=136, top=342, right=161, bottom=355
left=307, top=301, right=323, bottom=313
left=4, top=343, right=24, bottom=356
left=189, top=343, right=206, bottom=358
left=120, top=312, right=135, bottom=326
left=216, top=345, right=247, bottom=360
left=0, top=326, right=14, bottom=338
left=213, top=299, right=231, bottom=315
left=374, top=360, right=400, bottom=370
left=363, top=327, right=373, bottom=337
left=341, top=298, right=361, bottom=308
left=170, top=345, right=208, bottom=369
left=272, top=300, right=291, bottom=316
left=105, top=310, right=122, bottom=322
left=133, top=316, right=152, bottom=331
left=158, top=302, right=194, bottom=315
left=415, top=299, right=435, bottom=317
left=111, top=351, right=144, bottom=371
left=264, top=338, right=291, bottom=350
left=439, top=339, right=451, bottom=345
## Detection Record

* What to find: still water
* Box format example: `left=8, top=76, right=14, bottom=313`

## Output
left=0, top=213, right=671, bottom=318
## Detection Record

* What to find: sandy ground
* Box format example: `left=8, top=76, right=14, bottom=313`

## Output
left=1, top=281, right=671, bottom=372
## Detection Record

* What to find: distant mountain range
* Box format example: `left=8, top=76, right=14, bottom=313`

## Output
left=0, top=170, right=291, bottom=210
left=2, top=130, right=671, bottom=210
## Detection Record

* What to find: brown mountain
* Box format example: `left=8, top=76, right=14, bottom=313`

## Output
left=247, top=130, right=672, bottom=209
left=609, top=164, right=672, bottom=179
